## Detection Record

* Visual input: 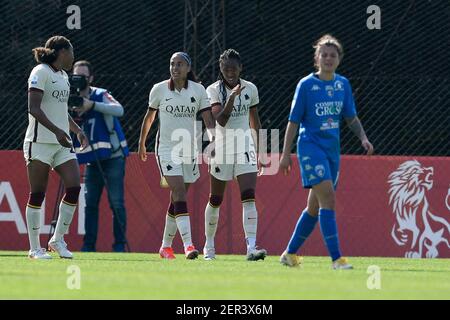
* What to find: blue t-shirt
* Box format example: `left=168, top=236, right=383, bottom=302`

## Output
left=289, top=73, right=357, bottom=156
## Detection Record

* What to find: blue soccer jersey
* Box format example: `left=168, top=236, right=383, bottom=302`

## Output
left=289, top=73, right=357, bottom=155
left=288, top=73, right=357, bottom=188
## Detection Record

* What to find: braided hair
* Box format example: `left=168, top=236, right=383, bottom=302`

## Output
left=218, top=49, right=242, bottom=107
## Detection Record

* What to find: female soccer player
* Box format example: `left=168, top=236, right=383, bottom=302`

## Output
left=25, top=36, right=88, bottom=259
left=138, top=52, right=215, bottom=259
left=279, top=35, right=374, bottom=269
left=202, top=49, right=267, bottom=261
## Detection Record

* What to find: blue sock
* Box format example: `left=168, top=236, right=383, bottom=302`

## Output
left=286, top=210, right=318, bottom=254
left=319, top=208, right=342, bottom=261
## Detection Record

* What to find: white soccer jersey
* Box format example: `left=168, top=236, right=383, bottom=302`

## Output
left=207, top=78, right=259, bottom=155
left=148, top=79, right=210, bottom=159
left=25, top=64, right=70, bottom=144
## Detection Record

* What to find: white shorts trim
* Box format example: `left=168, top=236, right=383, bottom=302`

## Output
left=155, top=154, right=200, bottom=184
left=209, top=152, right=258, bottom=181
left=23, top=141, right=77, bottom=168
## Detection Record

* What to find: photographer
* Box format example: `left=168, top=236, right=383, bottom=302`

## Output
left=71, top=60, right=129, bottom=252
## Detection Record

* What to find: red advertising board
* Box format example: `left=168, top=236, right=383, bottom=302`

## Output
left=1, top=151, right=449, bottom=258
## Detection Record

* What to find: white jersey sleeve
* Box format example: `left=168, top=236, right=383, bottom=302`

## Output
left=28, top=66, right=48, bottom=92
left=197, top=84, right=211, bottom=111
left=249, top=82, right=260, bottom=107
left=206, top=83, right=221, bottom=106
left=148, top=83, right=162, bottom=110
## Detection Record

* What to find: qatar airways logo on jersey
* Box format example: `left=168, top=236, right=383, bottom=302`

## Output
left=166, top=105, right=196, bottom=118
left=315, top=101, right=343, bottom=116
left=52, top=90, right=70, bottom=103
left=231, top=104, right=250, bottom=117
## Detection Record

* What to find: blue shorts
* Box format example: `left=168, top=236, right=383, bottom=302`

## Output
left=297, top=142, right=340, bottom=189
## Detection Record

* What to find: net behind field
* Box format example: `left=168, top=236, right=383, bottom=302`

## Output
left=0, top=0, right=448, bottom=155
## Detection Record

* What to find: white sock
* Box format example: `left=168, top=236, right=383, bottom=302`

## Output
left=162, top=214, right=177, bottom=248
left=175, top=215, right=193, bottom=248
left=53, top=201, right=76, bottom=241
left=243, top=201, right=258, bottom=251
left=205, top=203, right=220, bottom=248
left=26, top=206, right=41, bottom=251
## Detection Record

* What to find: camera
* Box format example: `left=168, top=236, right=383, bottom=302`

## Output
left=68, top=74, right=88, bottom=125
left=68, top=74, right=88, bottom=108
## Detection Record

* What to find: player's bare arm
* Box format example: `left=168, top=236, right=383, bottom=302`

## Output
left=249, top=106, right=267, bottom=170
left=279, top=121, right=299, bottom=175
left=68, top=114, right=88, bottom=149
left=212, top=84, right=245, bottom=127
left=138, top=108, right=157, bottom=161
left=345, top=116, right=374, bottom=155
left=249, top=106, right=261, bottom=151
left=201, top=109, right=216, bottom=141
left=28, top=89, right=72, bottom=148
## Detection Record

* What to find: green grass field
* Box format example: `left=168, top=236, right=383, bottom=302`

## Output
left=1, top=251, right=449, bottom=299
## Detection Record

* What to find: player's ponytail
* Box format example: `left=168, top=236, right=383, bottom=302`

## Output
left=32, top=35, right=72, bottom=64
left=32, top=47, right=57, bottom=64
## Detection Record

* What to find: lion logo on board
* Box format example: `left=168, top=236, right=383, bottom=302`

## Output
left=388, top=160, right=450, bottom=258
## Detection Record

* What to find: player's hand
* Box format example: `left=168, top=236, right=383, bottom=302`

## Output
left=77, top=131, right=88, bottom=150
left=55, top=129, right=73, bottom=148
left=361, top=138, right=374, bottom=155
left=230, top=84, right=245, bottom=98
left=279, top=153, right=292, bottom=176
left=138, top=144, right=147, bottom=161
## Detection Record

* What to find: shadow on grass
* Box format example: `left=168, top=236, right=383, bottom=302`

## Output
left=0, top=253, right=26, bottom=258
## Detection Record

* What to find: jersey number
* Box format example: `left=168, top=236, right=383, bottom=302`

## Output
left=86, top=118, right=96, bottom=141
